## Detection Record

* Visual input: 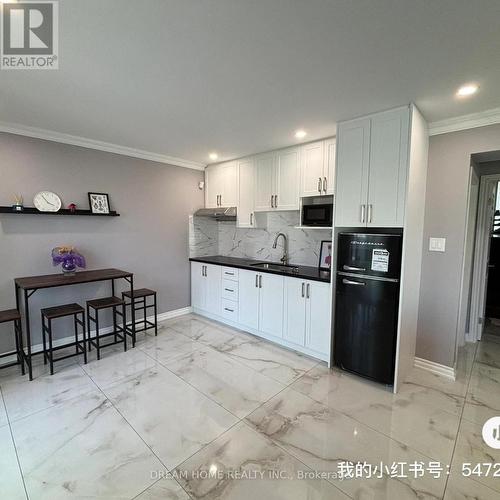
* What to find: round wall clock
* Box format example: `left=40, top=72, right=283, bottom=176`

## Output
left=33, top=191, right=62, bottom=212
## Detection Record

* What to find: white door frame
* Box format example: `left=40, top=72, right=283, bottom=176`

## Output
left=469, top=174, right=500, bottom=341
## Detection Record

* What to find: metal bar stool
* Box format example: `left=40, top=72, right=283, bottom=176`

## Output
left=122, top=288, right=157, bottom=346
left=0, top=309, right=25, bottom=374
left=86, top=296, right=126, bottom=360
left=41, top=303, right=87, bottom=375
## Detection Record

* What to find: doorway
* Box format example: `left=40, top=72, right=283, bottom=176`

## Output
left=467, top=159, right=500, bottom=343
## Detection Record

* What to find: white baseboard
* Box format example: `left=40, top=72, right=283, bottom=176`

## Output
left=0, top=306, right=192, bottom=368
left=414, top=357, right=456, bottom=381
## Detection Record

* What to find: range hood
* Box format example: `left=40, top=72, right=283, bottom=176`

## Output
left=194, top=206, right=237, bottom=221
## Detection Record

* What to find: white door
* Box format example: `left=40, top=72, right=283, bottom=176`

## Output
left=191, top=262, right=206, bottom=310
left=283, top=277, right=306, bottom=346
left=205, top=165, right=223, bottom=208
left=237, top=158, right=255, bottom=228
left=238, top=269, right=260, bottom=330
left=324, top=138, right=336, bottom=195
left=300, top=141, right=325, bottom=197
left=220, top=161, right=238, bottom=207
left=367, top=107, right=409, bottom=227
left=275, top=147, right=300, bottom=210
left=254, top=153, right=275, bottom=211
left=305, top=281, right=331, bottom=355
left=258, top=273, right=284, bottom=338
left=205, top=264, right=221, bottom=315
left=335, top=118, right=370, bottom=227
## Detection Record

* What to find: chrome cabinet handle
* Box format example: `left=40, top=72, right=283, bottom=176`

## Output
left=224, top=307, right=234, bottom=312
left=274, top=195, right=278, bottom=208
left=342, top=278, right=366, bottom=286
left=343, top=265, right=366, bottom=272
left=323, top=177, right=327, bottom=193
left=259, top=275, right=262, bottom=288
left=301, top=282, right=305, bottom=298
left=270, top=195, right=274, bottom=208
left=250, top=213, right=253, bottom=226
left=224, top=272, right=234, bottom=276
left=224, top=288, right=234, bottom=292
left=318, top=177, right=322, bottom=193
left=368, top=204, right=373, bottom=223
left=255, top=274, right=259, bottom=287
left=306, top=283, right=310, bottom=298
left=360, top=204, right=366, bottom=223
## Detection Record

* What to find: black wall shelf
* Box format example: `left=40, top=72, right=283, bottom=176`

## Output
left=0, top=207, right=120, bottom=217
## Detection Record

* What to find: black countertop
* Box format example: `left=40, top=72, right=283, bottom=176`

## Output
left=189, top=255, right=331, bottom=283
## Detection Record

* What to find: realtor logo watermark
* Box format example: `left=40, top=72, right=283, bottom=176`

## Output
left=1, top=1, right=58, bottom=69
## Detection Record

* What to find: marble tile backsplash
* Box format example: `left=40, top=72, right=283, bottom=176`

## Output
left=189, top=212, right=332, bottom=267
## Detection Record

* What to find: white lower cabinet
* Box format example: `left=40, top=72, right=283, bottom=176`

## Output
left=238, top=269, right=260, bottom=330
left=258, top=273, right=284, bottom=338
left=191, top=263, right=331, bottom=361
left=284, top=277, right=331, bottom=357
left=190, top=262, right=221, bottom=315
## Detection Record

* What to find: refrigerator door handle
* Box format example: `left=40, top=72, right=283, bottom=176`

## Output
left=342, top=278, right=366, bottom=286
left=343, top=265, right=366, bottom=272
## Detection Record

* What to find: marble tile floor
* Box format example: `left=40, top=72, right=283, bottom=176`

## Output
left=1, top=314, right=500, bottom=499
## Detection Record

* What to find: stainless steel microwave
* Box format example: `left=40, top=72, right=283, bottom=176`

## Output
left=301, top=203, right=333, bottom=227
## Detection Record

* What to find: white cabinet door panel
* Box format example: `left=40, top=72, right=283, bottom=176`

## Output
left=258, top=273, right=284, bottom=338
left=221, top=161, right=238, bottom=207
left=276, top=148, right=300, bottom=210
left=254, top=153, right=275, bottom=211
left=300, top=141, right=324, bottom=197
left=284, top=278, right=306, bottom=346
left=205, top=264, right=221, bottom=316
left=237, top=158, right=255, bottom=228
left=305, top=281, right=331, bottom=355
left=191, top=262, right=206, bottom=310
left=205, top=165, right=222, bottom=208
left=238, top=270, right=260, bottom=330
left=367, top=107, right=409, bottom=227
left=335, top=118, right=370, bottom=227
left=324, top=138, right=336, bottom=195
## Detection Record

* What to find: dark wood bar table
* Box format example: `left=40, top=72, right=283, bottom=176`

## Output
left=14, top=268, right=135, bottom=380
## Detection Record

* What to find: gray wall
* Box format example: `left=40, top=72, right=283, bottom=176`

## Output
left=416, top=123, right=500, bottom=367
left=0, top=133, right=204, bottom=354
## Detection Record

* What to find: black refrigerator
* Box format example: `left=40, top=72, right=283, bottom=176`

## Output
left=334, top=232, right=402, bottom=385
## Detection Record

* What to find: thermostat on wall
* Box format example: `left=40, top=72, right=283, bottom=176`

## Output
left=429, top=237, right=446, bottom=252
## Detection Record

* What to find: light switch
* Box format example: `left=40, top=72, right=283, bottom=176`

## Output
left=429, top=237, right=446, bottom=252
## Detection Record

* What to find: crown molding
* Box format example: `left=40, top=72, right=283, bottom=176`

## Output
left=428, top=107, right=500, bottom=136
left=0, top=121, right=206, bottom=171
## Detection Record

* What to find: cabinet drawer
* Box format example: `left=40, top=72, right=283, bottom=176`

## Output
left=222, top=267, right=239, bottom=281
left=222, top=280, right=239, bottom=300
left=221, top=299, right=238, bottom=321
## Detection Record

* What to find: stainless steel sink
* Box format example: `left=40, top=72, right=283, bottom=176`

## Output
left=250, top=262, right=299, bottom=273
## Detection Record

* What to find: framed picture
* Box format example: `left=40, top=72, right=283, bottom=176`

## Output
left=88, top=192, right=110, bottom=214
left=319, top=240, right=332, bottom=270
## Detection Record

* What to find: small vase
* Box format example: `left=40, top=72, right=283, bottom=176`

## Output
left=62, top=259, right=76, bottom=276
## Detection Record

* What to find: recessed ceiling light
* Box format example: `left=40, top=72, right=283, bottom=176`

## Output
left=295, top=129, right=307, bottom=139
left=456, top=83, right=479, bottom=97
left=209, top=152, right=218, bottom=161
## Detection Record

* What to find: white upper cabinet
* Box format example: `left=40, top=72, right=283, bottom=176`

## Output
left=205, top=161, right=238, bottom=208
left=254, top=152, right=275, bottom=211
left=254, top=148, right=299, bottom=212
left=300, top=139, right=336, bottom=197
left=300, top=141, right=325, bottom=197
left=237, top=158, right=255, bottom=228
left=367, top=107, right=409, bottom=227
left=335, top=106, right=410, bottom=228
left=335, top=118, right=370, bottom=227
left=275, top=147, right=300, bottom=210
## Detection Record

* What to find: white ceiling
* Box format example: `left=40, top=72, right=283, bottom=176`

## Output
left=1, top=0, right=500, bottom=166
